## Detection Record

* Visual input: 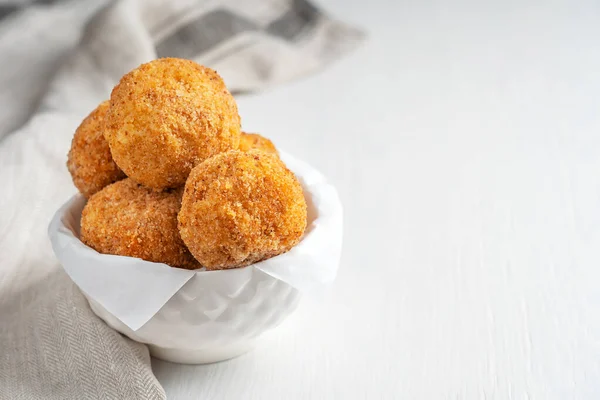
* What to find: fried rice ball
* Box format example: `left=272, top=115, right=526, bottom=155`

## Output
left=104, top=58, right=241, bottom=189
left=81, top=179, right=199, bottom=269
left=67, top=101, right=125, bottom=198
left=178, top=150, right=307, bottom=270
left=239, top=132, right=278, bottom=155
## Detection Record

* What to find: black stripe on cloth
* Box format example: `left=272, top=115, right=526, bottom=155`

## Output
left=156, top=9, right=258, bottom=60
left=267, top=0, right=320, bottom=40
left=0, top=6, right=18, bottom=20
left=157, top=0, right=321, bottom=59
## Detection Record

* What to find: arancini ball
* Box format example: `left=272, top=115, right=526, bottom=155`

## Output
left=67, top=101, right=125, bottom=198
left=239, top=132, right=278, bottom=155
left=81, top=178, right=199, bottom=269
left=178, top=150, right=307, bottom=270
left=104, top=58, right=241, bottom=189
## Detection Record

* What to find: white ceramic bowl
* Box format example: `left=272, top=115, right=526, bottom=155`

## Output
left=50, top=152, right=343, bottom=364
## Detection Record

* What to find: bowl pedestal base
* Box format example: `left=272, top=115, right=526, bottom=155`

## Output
left=148, top=341, right=255, bottom=364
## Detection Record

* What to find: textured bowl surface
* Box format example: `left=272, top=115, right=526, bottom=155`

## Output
left=87, top=267, right=301, bottom=363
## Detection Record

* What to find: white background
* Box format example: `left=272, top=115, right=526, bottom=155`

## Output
left=152, top=0, right=600, bottom=398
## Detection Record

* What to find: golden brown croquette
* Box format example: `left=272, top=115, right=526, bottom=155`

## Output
left=239, top=132, right=278, bottom=155
left=81, top=179, right=199, bottom=269
left=104, top=58, right=241, bottom=189
left=178, top=150, right=307, bottom=270
left=67, top=101, right=125, bottom=198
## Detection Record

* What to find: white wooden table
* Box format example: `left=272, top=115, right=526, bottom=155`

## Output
left=152, top=1, right=600, bottom=398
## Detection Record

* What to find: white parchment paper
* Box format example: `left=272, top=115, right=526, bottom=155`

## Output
left=48, top=152, right=343, bottom=331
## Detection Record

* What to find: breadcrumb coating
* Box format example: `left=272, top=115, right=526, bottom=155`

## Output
left=239, top=132, right=278, bottom=155
left=67, top=101, right=125, bottom=198
left=81, top=179, right=199, bottom=269
left=104, top=58, right=241, bottom=189
left=178, top=150, right=307, bottom=270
